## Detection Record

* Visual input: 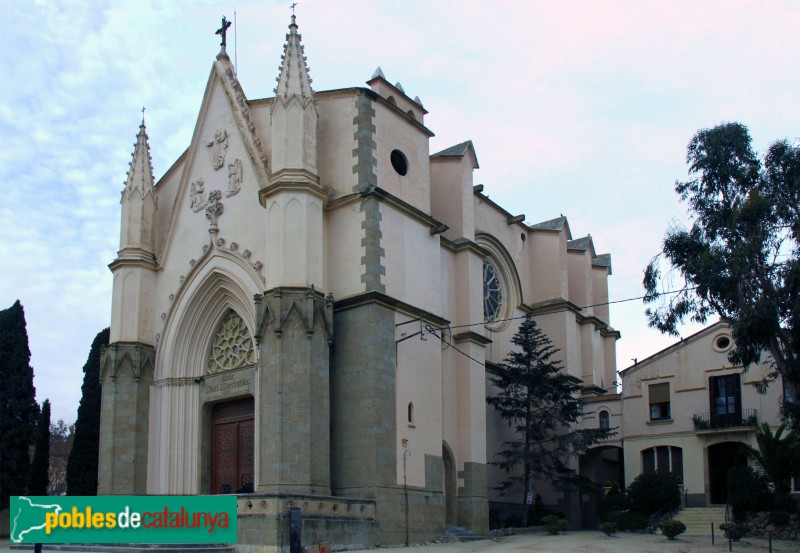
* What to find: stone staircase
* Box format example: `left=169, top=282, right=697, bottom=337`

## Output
left=444, top=525, right=485, bottom=542
left=673, top=506, right=728, bottom=536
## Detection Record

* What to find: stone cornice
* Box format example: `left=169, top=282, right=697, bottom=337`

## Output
left=152, top=376, right=198, bottom=388
left=326, top=192, right=362, bottom=210
left=357, top=185, right=445, bottom=232
left=522, top=298, right=582, bottom=316
left=333, top=290, right=449, bottom=328
left=581, top=392, right=621, bottom=403
left=258, top=176, right=327, bottom=206
left=109, top=248, right=157, bottom=271
left=520, top=299, right=620, bottom=339
left=439, top=237, right=490, bottom=257
left=453, top=331, right=493, bottom=346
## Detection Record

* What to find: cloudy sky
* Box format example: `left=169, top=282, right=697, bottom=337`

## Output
left=2, top=0, right=799, bottom=423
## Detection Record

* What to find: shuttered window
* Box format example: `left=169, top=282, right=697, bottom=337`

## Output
left=649, top=383, right=671, bottom=421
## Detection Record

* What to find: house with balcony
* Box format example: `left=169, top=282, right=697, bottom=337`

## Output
left=619, top=321, right=787, bottom=506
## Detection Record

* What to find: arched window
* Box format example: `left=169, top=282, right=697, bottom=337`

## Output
left=475, top=233, right=522, bottom=331
left=641, top=446, right=683, bottom=478
left=407, top=402, right=414, bottom=424
left=599, top=410, right=610, bottom=429
left=483, top=260, right=504, bottom=323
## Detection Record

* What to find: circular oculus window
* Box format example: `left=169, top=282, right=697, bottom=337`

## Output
left=390, top=149, right=408, bottom=176
left=713, top=334, right=732, bottom=352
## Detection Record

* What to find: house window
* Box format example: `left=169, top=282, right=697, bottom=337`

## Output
left=649, top=383, right=671, bottom=421
left=407, top=402, right=414, bottom=425
left=641, top=446, right=683, bottom=479
left=709, top=374, right=741, bottom=426
left=599, top=410, right=610, bottom=429
left=671, top=447, right=684, bottom=478
left=642, top=448, right=655, bottom=474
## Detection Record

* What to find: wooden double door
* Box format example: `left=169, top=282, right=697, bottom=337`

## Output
left=211, top=398, right=254, bottom=494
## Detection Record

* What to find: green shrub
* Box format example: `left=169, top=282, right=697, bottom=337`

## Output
left=719, top=522, right=743, bottom=541
left=626, top=472, right=680, bottom=516
left=599, top=510, right=649, bottom=532
left=541, top=515, right=568, bottom=535
left=598, top=486, right=625, bottom=516
left=659, top=519, right=686, bottom=540
left=598, top=521, right=617, bottom=536
left=726, top=465, right=772, bottom=520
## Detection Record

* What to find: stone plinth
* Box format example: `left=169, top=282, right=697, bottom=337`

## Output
left=236, top=493, right=375, bottom=553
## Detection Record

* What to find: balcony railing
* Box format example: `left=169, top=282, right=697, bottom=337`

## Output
left=691, top=409, right=758, bottom=431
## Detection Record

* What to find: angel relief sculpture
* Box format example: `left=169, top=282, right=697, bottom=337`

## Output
left=227, top=158, right=243, bottom=196
left=206, top=129, right=229, bottom=170
left=190, top=178, right=207, bottom=212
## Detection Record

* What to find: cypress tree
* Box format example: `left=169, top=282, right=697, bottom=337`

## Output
left=29, top=399, right=51, bottom=495
left=0, top=300, right=39, bottom=508
left=487, top=315, right=615, bottom=524
left=66, top=328, right=109, bottom=495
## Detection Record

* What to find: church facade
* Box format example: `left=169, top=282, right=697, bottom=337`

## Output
left=98, top=16, right=620, bottom=550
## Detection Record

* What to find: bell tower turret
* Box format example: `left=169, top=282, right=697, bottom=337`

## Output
left=99, top=116, right=157, bottom=495
left=255, top=16, right=332, bottom=496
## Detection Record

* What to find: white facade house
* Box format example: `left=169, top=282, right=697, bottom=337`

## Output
left=620, top=321, right=787, bottom=506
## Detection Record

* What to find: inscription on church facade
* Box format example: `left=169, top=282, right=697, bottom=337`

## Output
left=203, top=368, right=255, bottom=402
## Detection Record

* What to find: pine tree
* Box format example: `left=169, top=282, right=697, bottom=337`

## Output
left=0, top=300, right=39, bottom=509
left=29, top=399, right=51, bottom=495
left=66, top=328, right=109, bottom=495
left=487, top=315, right=615, bottom=523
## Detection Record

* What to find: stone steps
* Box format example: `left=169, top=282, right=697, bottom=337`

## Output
left=673, top=507, right=728, bottom=536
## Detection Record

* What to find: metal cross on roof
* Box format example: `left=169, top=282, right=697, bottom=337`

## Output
left=215, top=15, right=232, bottom=48
left=290, top=3, right=298, bottom=15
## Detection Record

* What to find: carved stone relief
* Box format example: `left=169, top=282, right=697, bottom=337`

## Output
left=206, top=129, right=229, bottom=170
left=226, top=158, right=242, bottom=197
left=190, top=178, right=207, bottom=212
left=206, top=190, right=224, bottom=227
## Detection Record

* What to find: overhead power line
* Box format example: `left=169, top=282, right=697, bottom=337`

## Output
left=447, top=286, right=698, bottom=331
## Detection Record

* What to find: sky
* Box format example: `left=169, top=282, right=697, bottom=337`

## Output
left=1, top=0, right=799, bottom=424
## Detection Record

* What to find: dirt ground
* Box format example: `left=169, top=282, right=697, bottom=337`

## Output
left=357, top=532, right=800, bottom=553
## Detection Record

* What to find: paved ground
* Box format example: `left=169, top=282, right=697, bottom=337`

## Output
left=357, top=532, right=799, bottom=553
left=1, top=532, right=798, bottom=553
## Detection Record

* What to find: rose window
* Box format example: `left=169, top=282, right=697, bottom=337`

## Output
left=208, top=311, right=256, bottom=373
